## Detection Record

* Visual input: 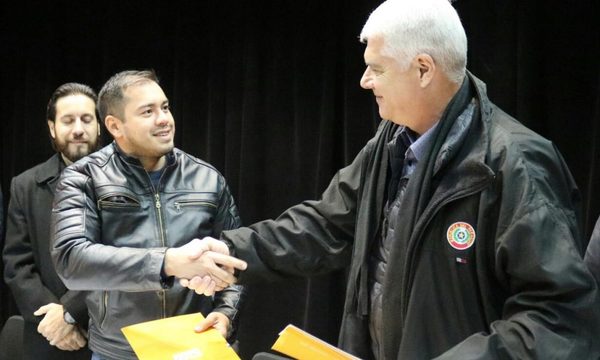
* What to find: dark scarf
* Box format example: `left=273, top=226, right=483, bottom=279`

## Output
left=381, top=77, right=474, bottom=359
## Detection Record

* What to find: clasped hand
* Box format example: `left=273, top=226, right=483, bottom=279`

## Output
left=165, top=237, right=246, bottom=296
left=34, top=303, right=86, bottom=351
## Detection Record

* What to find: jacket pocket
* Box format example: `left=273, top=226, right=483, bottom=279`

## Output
left=172, top=199, right=216, bottom=212
left=164, top=194, right=220, bottom=244
left=97, top=193, right=141, bottom=210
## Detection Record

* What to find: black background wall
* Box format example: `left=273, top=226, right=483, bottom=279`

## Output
left=1, top=1, right=598, bottom=358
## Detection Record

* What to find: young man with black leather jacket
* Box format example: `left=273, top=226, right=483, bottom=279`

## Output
left=50, top=70, right=247, bottom=360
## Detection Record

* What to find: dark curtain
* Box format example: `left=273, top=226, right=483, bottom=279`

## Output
left=1, top=1, right=598, bottom=358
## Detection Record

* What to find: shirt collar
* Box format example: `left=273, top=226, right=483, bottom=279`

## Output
left=406, top=121, right=439, bottom=163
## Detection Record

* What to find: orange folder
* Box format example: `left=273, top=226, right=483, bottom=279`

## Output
left=271, top=324, right=361, bottom=360
left=121, top=312, right=240, bottom=360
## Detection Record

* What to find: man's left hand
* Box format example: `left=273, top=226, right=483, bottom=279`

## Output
left=194, top=311, right=231, bottom=338
left=34, top=303, right=77, bottom=346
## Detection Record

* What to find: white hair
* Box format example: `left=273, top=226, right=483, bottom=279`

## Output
left=360, top=0, right=467, bottom=84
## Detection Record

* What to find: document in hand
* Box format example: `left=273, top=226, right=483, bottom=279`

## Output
left=271, top=324, right=361, bottom=360
left=121, top=312, right=240, bottom=360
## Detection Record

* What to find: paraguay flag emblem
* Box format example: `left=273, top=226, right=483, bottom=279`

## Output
left=446, top=222, right=476, bottom=250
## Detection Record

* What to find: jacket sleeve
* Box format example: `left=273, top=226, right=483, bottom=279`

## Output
left=51, top=166, right=167, bottom=292
left=3, top=177, right=59, bottom=322
left=211, top=180, right=245, bottom=338
left=59, top=290, right=89, bottom=327
left=212, top=181, right=242, bottom=238
left=437, top=142, right=600, bottom=359
left=221, top=146, right=366, bottom=284
left=0, top=183, right=3, bottom=238
left=584, top=216, right=600, bottom=284
left=4, top=177, right=90, bottom=326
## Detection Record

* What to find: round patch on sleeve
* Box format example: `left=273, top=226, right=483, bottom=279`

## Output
left=446, top=222, right=476, bottom=250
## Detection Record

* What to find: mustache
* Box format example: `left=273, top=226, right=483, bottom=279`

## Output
left=53, top=138, right=101, bottom=153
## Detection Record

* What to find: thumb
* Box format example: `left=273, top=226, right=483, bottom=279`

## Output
left=194, top=314, right=217, bottom=333
left=33, top=304, right=52, bottom=316
left=210, top=252, right=248, bottom=271
left=186, top=238, right=207, bottom=261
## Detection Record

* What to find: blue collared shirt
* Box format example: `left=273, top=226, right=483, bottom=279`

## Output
left=392, top=122, right=440, bottom=180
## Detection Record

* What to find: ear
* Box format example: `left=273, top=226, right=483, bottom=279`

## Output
left=104, top=115, right=122, bottom=139
left=415, top=53, right=435, bottom=88
left=47, top=120, right=56, bottom=139
left=97, top=122, right=101, bottom=136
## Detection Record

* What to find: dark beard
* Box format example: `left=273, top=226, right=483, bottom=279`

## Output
left=54, top=138, right=99, bottom=163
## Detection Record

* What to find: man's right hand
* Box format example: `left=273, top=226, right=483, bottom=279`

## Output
left=178, top=237, right=247, bottom=296
left=54, top=327, right=87, bottom=351
left=164, top=237, right=246, bottom=291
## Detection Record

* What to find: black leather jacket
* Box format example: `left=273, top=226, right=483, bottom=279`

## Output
left=51, top=143, right=243, bottom=360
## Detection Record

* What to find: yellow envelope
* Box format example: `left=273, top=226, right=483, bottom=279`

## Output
left=121, top=312, right=240, bottom=360
left=271, top=324, right=361, bottom=360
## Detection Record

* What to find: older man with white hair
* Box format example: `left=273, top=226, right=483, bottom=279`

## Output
left=187, top=0, right=600, bottom=358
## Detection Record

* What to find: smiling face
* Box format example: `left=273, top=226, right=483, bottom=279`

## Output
left=48, top=94, right=99, bottom=163
left=359, top=36, right=428, bottom=132
left=105, top=81, right=175, bottom=170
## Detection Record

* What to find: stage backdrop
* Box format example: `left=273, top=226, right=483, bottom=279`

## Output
left=1, top=1, right=598, bottom=358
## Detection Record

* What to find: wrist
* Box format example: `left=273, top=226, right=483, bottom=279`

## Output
left=221, top=238, right=236, bottom=257
left=163, top=248, right=175, bottom=277
left=221, top=239, right=242, bottom=279
left=160, top=258, right=175, bottom=289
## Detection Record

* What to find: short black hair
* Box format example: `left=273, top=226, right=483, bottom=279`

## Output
left=97, top=70, right=159, bottom=121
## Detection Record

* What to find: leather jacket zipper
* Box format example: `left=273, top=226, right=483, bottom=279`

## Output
left=154, top=192, right=167, bottom=318
left=99, top=291, right=108, bottom=329
left=154, top=193, right=166, bottom=247
left=148, top=163, right=174, bottom=319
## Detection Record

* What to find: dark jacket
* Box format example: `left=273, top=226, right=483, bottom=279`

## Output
left=585, top=217, right=600, bottom=284
left=51, top=143, right=243, bottom=360
left=1, top=182, right=3, bottom=240
left=3, top=154, right=91, bottom=359
left=223, top=74, right=600, bottom=359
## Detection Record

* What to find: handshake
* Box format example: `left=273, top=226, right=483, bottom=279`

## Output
left=164, top=237, right=247, bottom=296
